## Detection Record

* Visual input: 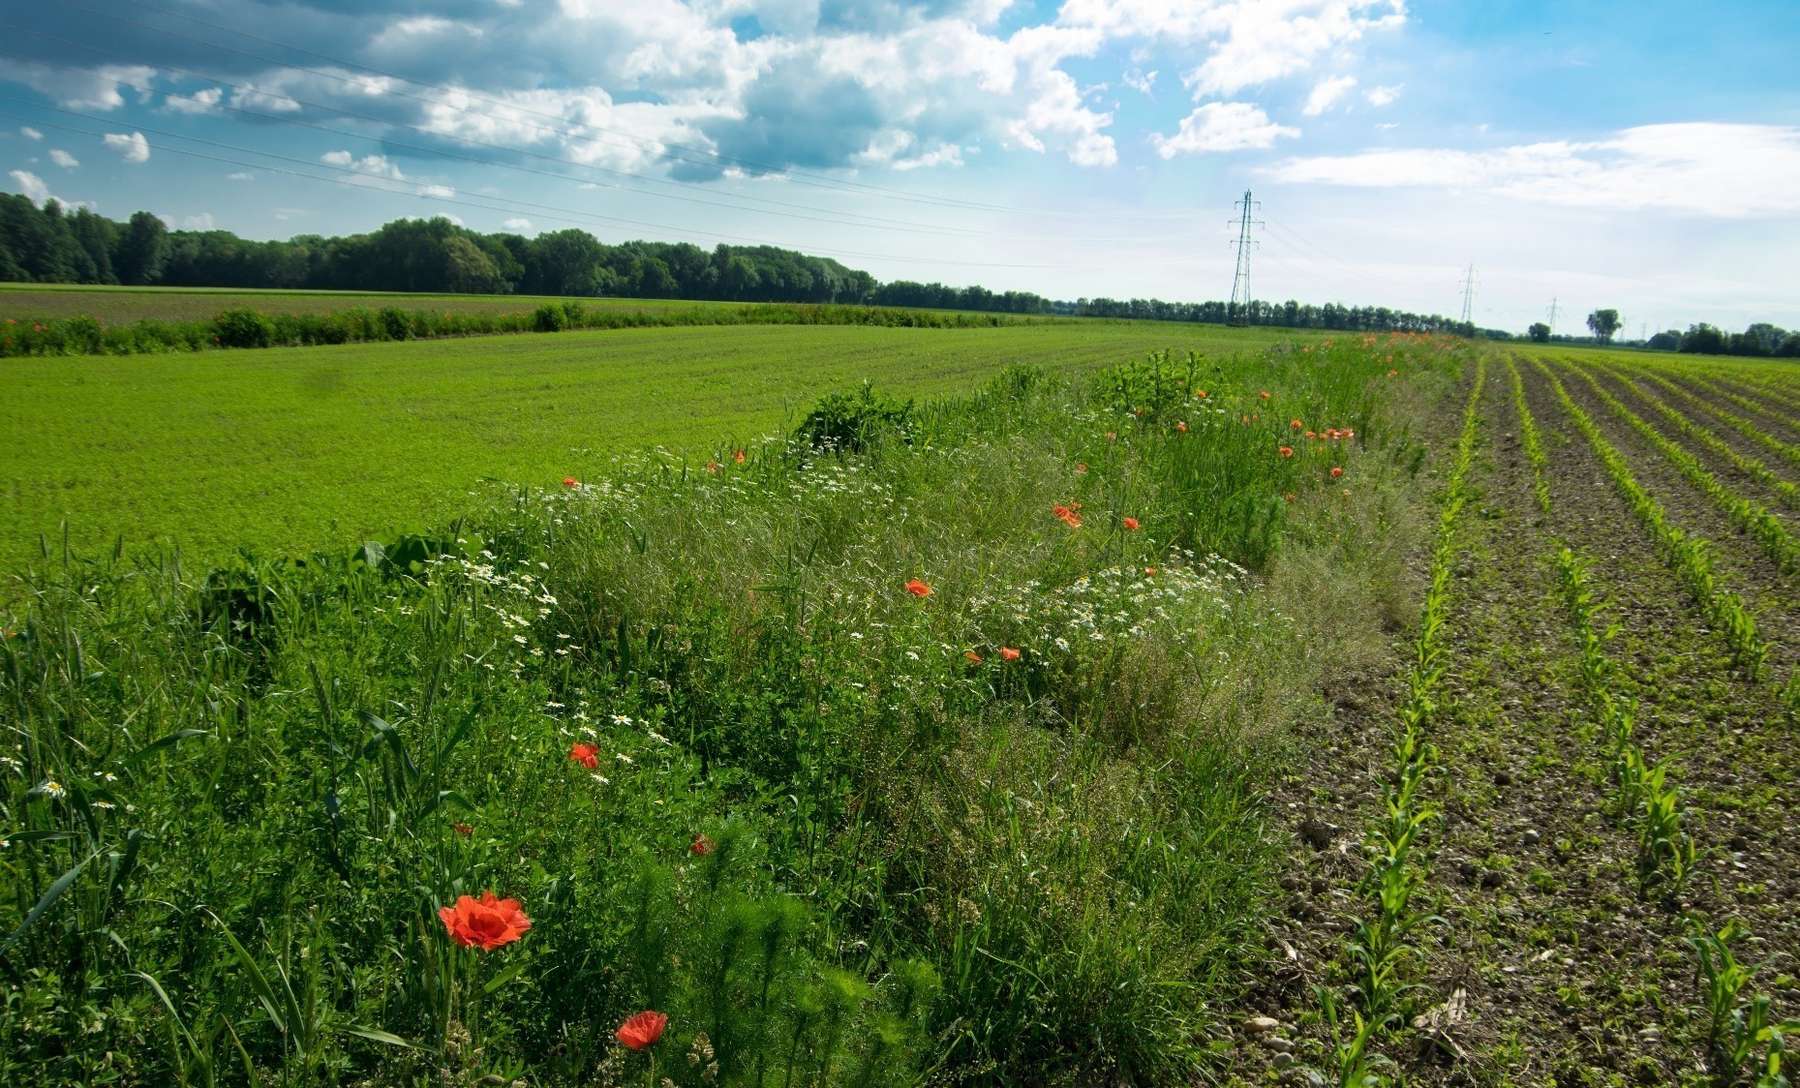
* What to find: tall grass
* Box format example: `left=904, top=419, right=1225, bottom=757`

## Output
left=0, top=334, right=1462, bottom=1085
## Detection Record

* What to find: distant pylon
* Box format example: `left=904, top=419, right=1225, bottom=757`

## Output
left=1458, top=265, right=1477, bottom=325
left=1227, top=190, right=1262, bottom=326
left=1547, top=296, right=1558, bottom=336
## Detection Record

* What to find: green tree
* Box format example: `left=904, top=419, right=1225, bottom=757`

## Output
left=1528, top=321, right=1550, bottom=342
left=1586, top=308, right=1622, bottom=343
left=114, top=210, right=168, bottom=285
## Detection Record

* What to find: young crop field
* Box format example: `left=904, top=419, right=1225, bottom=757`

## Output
left=0, top=320, right=1303, bottom=572
left=3, top=326, right=1797, bottom=1088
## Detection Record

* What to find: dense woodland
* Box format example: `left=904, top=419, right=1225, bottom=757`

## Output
left=3, top=191, right=1793, bottom=352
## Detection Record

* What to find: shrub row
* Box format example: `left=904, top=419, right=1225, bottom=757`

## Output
left=0, top=301, right=1045, bottom=358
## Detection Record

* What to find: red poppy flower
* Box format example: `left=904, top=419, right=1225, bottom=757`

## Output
left=706, top=459, right=720, bottom=474
left=1304, top=430, right=1316, bottom=440
left=904, top=578, right=932, bottom=598
left=733, top=449, right=746, bottom=465
left=1290, top=418, right=1303, bottom=430
left=999, top=646, right=1022, bottom=662
left=964, top=650, right=983, bottom=664
left=1330, top=466, right=1344, bottom=479
left=616, top=1010, right=668, bottom=1051
left=1195, top=389, right=1208, bottom=399
left=1342, top=428, right=1356, bottom=439
left=438, top=892, right=532, bottom=950
left=1122, top=516, right=1140, bottom=531
left=690, top=833, right=715, bottom=856
left=562, top=476, right=579, bottom=488
left=1175, top=421, right=1189, bottom=433
left=1279, top=445, right=1294, bottom=459
left=569, top=742, right=600, bottom=769
left=452, top=822, right=473, bottom=837
left=1053, top=504, right=1083, bottom=528
left=1259, top=390, right=1271, bottom=400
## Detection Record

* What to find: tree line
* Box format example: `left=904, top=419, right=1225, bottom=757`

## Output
left=9, top=191, right=1784, bottom=351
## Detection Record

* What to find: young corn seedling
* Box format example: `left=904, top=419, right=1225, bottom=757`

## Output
left=1687, top=918, right=1800, bottom=1085
left=1634, top=760, right=1697, bottom=898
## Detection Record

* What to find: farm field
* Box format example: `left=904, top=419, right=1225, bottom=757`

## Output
left=0, top=320, right=1302, bottom=570
left=5, top=327, right=1798, bottom=1087
left=0, top=283, right=743, bottom=323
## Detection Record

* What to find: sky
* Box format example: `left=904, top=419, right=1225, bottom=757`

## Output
left=4, top=0, right=1799, bottom=334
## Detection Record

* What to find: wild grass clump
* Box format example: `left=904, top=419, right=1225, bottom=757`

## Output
left=0, top=333, right=1462, bottom=1085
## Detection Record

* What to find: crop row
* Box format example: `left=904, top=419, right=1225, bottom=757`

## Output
left=1516, top=369, right=1796, bottom=1082
left=1507, top=357, right=1553, bottom=517
left=1638, top=371, right=1800, bottom=473
left=1596, top=368, right=1800, bottom=511
left=1325, top=356, right=1487, bottom=1085
left=1533, top=360, right=1767, bottom=675
left=1561, top=363, right=1798, bottom=573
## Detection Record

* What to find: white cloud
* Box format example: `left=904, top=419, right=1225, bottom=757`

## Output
left=165, top=87, right=223, bottom=115
left=1365, top=83, right=1401, bottom=107
left=1302, top=75, right=1357, bottom=116
left=1122, top=67, right=1157, bottom=96
left=1152, top=102, right=1299, bottom=157
left=227, top=171, right=255, bottom=181
left=49, top=149, right=79, bottom=169
left=321, top=150, right=405, bottom=180
left=181, top=213, right=216, bottom=229
left=20, top=126, right=42, bottom=140
left=9, top=169, right=52, bottom=204
left=502, top=217, right=533, bottom=231
left=103, top=131, right=151, bottom=163
left=8, top=63, right=156, bottom=111
left=417, top=183, right=456, bottom=198
left=1263, top=123, right=1800, bottom=218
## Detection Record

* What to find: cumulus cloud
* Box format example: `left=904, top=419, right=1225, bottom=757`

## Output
left=49, top=148, right=79, bottom=168
left=1263, top=123, right=1800, bottom=217
left=417, top=183, right=456, bottom=198
left=1152, top=102, right=1299, bottom=157
left=9, top=169, right=52, bottom=204
left=103, top=131, right=151, bottom=163
left=20, top=126, right=42, bottom=140
left=226, top=171, right=255, bottom=181
left=181, top=212, right=216, bottom=229
left=1365, top=83, right=1401, bottom=106
left=8, top=62, right=156, bottom=111
left=1303, top=75, right=1357, bottom=116
left=322, top=150, right=405, bottom=179
left=10, top=168, right=90, bottom=210
left=502, top=217, right=533, bottom=231
left=165, top=87, right=223, bottom=114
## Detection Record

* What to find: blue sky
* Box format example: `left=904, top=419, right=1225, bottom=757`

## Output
left=5, top=0, right=1798, bottom=333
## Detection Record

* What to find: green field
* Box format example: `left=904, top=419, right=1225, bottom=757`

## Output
left=0, top=282, right=734, bottom=323
left=1, top=320, right=1303, bottom=569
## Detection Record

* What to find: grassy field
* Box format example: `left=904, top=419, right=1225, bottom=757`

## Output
left=0, top=283, right=727, bottom=323
left=1, top=327, right=1459, bottom=1086
left=1, top=321, right=1303, bottom=570
left=10, top=318, right=1794, bottom=1085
